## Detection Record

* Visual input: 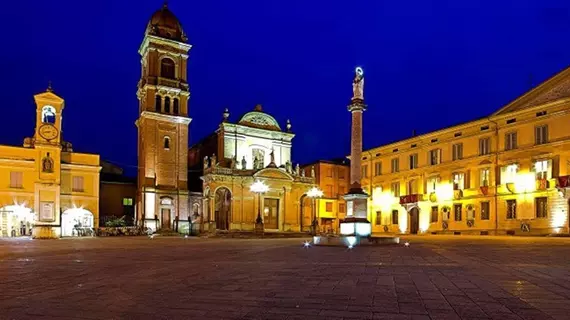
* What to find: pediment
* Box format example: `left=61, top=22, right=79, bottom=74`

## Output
left=479, top=159, right=492, bottom=166
left=254, top=168, right=293, bottom=181
left=492, top=67, right=570, bottom=116
left=34, top=91, right=64, bottom=103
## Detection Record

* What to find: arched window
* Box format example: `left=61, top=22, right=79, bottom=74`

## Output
left=173, top=98, right=179, bottom=115
left=41, top=106, right=56, bottom=124
left=155, top=95, right=162, bottom=112
left=164, top=136, right=170, bottom=149
left=164, top=97, right=171, bottom=113
left=160, top=58, right=175, bottom=79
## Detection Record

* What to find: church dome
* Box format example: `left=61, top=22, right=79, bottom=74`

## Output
left=145, top=3, right=187, bottom=43
left=237, top=105, right=282, bottom=132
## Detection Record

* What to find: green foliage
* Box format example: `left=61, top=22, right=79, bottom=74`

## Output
left=105, top=216, right=127, bottom=227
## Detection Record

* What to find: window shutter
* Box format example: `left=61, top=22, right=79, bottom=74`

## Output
left=465, top=170, right=471, bottom=189
left=551, top=157, right=558, bottom=178
left=535, top=127, right=540, bottom=145
left=545, top=125, right=549, bottom=143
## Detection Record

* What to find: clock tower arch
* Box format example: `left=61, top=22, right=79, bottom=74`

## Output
left=136, top=3, right=192, bottom=231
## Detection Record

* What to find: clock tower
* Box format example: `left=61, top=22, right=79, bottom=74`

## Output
left=136, top=3, right=192, bottom=231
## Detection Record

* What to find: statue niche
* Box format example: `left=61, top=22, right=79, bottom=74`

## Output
left=42, top=152, right=54, bottom=173
left=252, top=149, right=265, bottom=169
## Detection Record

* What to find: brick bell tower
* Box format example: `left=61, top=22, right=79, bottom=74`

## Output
left=136, top=2, right=192, bottom=231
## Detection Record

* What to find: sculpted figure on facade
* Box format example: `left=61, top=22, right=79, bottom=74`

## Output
left=241, top=156, right=247, bottom=170
left=253, top=156, right=259, bottom=170
left=211, top=154, right=217, bottom=168
left=270, top=149, right=275, bottom=164
left=42, top=152, right=54, bottom=173
left=311, top=165, right=315, bottom=178
left=285, top=160, right=292, bottom=173
left=352, top=67, right=364, bottom=100
left=301, top=167, right=305, bottom=177
left=231, top=156, right=237, bottom=169
left=295, top=163, right=300, bottom=175
left=203, top=156, right=209, bottom=169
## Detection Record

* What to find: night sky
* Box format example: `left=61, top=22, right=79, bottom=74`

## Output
left=3, top=0, right=570, bottom=176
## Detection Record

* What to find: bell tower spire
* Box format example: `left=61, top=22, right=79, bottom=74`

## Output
left=136, top=4, right=192, bottom=230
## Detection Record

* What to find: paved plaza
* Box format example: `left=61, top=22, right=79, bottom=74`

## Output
left=2, top=236, right=570, bottom=320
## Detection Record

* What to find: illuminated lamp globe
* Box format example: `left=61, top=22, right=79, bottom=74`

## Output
left=250, top=180, right=269, bottom=194
left=307, top=187, right=323, bottom=198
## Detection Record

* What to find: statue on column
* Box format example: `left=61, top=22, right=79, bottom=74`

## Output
left=253, top=156, right=259, bottom=170
left=295, top=163, right=300, bottom=175
left=203, top=156, right=209, bottom=169
left=211, top=153, right=217, bottom=168
left=311, top=165, right=315, bottom=178
left=241, top=156, right=247, bottom=170
left=352, top=67, right=364, bottom=100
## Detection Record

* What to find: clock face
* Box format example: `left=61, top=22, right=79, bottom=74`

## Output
left=39, top=124, right=59, bottom=141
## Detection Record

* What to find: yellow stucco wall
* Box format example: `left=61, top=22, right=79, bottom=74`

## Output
left=361, top=79, right=570, bottom=236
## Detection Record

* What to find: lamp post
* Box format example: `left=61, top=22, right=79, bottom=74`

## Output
left=250, top=180, right=269, bottom=233
left=307, top=186, right=324, bottom=236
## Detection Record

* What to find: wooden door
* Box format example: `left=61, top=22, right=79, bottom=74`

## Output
left=410, top=207, right=419, bottom=234
left=263, top=198, right=279, bottom=229
left=161, top=208, right=171, bottom=229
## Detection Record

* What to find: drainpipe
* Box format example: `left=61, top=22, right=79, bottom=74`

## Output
left=488, top=117, right=499, bottom=235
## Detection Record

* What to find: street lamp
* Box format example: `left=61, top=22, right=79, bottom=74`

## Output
left=307, top=186, right=323, bottom=235
left=250, top=180, right=269, bottom=226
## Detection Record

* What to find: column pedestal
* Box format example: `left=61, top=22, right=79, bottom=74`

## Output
left=340, top=187, right=371, bottom=237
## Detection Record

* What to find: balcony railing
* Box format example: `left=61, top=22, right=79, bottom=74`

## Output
left=399, top=194, right=423, bottom=204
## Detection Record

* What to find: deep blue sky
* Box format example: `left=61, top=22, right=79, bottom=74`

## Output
left=2, top=1, right=570, bottom=175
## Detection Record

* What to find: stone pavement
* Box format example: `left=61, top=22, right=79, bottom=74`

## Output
left=2, top=235, right=570, bottom=320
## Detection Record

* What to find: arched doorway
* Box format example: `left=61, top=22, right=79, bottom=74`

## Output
left=215, top=188, right=231, bottom=230
left=0, top=205, right=34, bottom=237
left=61, top=208, right=94, bottom=237
left=409, top=207, right=419, bottom=234
left=299, top=194, right=312, bottom=232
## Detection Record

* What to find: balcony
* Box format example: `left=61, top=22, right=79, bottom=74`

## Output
left=157, top=77, right=180, bottom=88
left=399, top=194, right=423, bottom=205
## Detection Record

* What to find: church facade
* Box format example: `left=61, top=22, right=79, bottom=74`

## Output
left=0, top=88, right=101, bottom=238
left=188, top=106, right=315, bottom=232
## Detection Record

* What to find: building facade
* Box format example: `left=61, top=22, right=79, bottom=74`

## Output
left=99, top=161, right=137, bottom=226
left=0, top=88, right=101, bottom=238
left=361, top=66, right=570, bottom=236
left=188, top=106, right=315, bottom=232
left=136, top=4, right=192, bottom=231
left=301, top=159, right=350, bottom=234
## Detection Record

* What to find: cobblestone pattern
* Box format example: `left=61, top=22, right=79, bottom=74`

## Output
left=2, top=236, right=570, bottom=319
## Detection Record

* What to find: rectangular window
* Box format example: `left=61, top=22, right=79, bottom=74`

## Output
left=122, top=198, right=134, bottom=206
left=339, top=203, right=346, bottom=213
left=429, top=149, right=441, bottom=165
left=479, top=138, right=490, bottom=156
left=452, top=143, right=463, bottom=161
left=326, top=168, right=333, bottom=177
left=72, top=176, right=84, bottom=192
left=10, top=171, right=23, bottom=188
left=454, top=204, right=462, bottom=221
left=480, top=201, right=490, bottom=220
left=506, top=199, right=517, bottom=219
left=391, top=158, right=399, bottom=173
left=505, top=132, right=517, bottom=150
left=338, top=186, right=346, bottom=196
left=362, top=165, right=368, bottom=178
left=534, top=160, right=550, bottom=180
left=535, top=197, right=548, bottom=218
left=426, top=176, right=439, bottom=194
left=535, top=125, right=548, bottom=145
left=325, top=185, right=333, bottom=197
left=407, top=179, right=418, bottom=195
left=431, top=206, right=438, bottom=223
left=409, top=153, right=418, bottom=169
left=375, top=211, right=381, bottom=225
left=480, top=168, right=490, bottom=187
left=326, top=202, right=333, bottom=212
left=452, top=173, right=465, bottom=190
left=502, top=164, right=518, bottom=184
left=374, top=162, right=382, bottom=176
left=339, top=169, right=345, bottom=179
left=391, top=182, right=400, bottom=197
left=392, top=210, right=399, bottom=224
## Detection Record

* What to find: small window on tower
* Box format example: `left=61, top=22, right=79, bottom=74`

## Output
left=155, top=95, right=162, bottom=112
left=164, top=97, right=171, bottom=113
left=41, top=106, right=56, bottom=124
left=164, top=136, right=170, bottom=150
left=160, top=58, right=175, bottom=79
left=173, top=98, right=179, bottom=115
